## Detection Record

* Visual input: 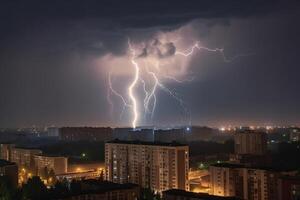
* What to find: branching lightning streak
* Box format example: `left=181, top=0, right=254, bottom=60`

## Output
left=145, top=69, right=158, bottom=119
left=107, top=39, right=249, bottom=128
left=140, top=78, right=150, bottom=114
left=108, top=71, right=130, bottom=119
left=162, top=74, right=195, bottom=83
left=128, top=40, right=139, bottom=129
left=176, top=41, right=250, bottom=62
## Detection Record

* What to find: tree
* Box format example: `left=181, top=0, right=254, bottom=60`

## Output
left=70, top=180, right=81, bottom=194
left=0, top=176, right=13, bottom=200
left=48, top=169, right=56, bottom=184
left=48, top=178, right=70, bottom=199
left=41, top=167, right=49, bottom=180
left=140, top=188, right=161, bottom=200
left=21, top=176, right=48, bottom=200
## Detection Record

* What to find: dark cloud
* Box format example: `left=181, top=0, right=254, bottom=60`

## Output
left=138, top=39, right=176, bottom=58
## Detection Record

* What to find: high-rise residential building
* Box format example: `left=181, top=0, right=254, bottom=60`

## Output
left=59, top=127, right=113, bottom=141
left=234, top=131, right=267, bottom=155
left=0, top=143, right=15, bottom=161
left=278, top=176, right=300, bottom=200
left=105, top=140, right=189, bottom=193
left=0, top=159, right=18, bottom=188
left=34, top=155, right=68, bottom=176
left=209, top=163, right=244, bottom=197
left=10, top=147, right=42, bottom=172
left=209, top=163, right=295, bottom=200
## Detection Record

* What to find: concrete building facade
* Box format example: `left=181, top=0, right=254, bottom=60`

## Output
left=0, top=159, right=18, bottom=188
left=209, top=163, right=294, bottom=200
left=105, top=140, right=189, bottom=192
left=34, top=155, right=68, bottom=176
left=234, top=131, right=267, bottom=155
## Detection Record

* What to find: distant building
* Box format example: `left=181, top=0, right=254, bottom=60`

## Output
left=105, top=140, right=189, bottom=192
left=57, top=180, right=140, bottom=200
left=0, top=159, right=18, bottom=188
left=154, top=128, right=186, bottom=142
left=113, top=128, right=155, bottom=142
left=163, top=189, right=241, bottom=200
left=129, top=129, right=154, bottom=141
left=10, top=147, right=42, bottom=172
left=46, top=127, right=60, bottom=137
left=290, top=128, right=300, bottom=142
left=59, top=127, right=113, bottom=141
left=209, top=163, right=296, bottom=200
left=112, top=127, right=133, bottom=140
left=34, top=155, right=68, bottom=176
left=278, top=176, right=300, bottom=200
left=185, top=126, right=215, bottom=142
left=234, top=131, right=267, bottom=155
left=0, top=143, right=15, bottom=161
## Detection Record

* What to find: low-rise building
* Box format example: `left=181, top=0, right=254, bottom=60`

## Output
left=34, top=155, right=68, bottom=176
left=10, top=147, right=42, bottom=172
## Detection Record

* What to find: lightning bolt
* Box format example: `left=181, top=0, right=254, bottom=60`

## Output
left=128, top=40, right=140, bottom=129
left=108, top=71, right=130, bottom=120
left=176, top=41, right=251, bottom=62
left=107, top=39, right=250, bottom=128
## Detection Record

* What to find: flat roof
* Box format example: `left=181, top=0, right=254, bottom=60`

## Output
left=0, top=159, right=16, bottom=167
left=211, top=163, right=244, bottom=168
left=163, top=189, right=241, bottom=200
left=106, top=139, right=187, bottom=147
left=211, top=163, right=296, bottom=171
left=57, top=180, right=139, bottom=198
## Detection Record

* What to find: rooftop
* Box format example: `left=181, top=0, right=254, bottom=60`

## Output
left=211, top=163, right=244, bottom=168
left=106, top=139, right=187, bottom=147
left=211, top=163, right=297, bottom=171
left=163, top=189, right=241, bottom=200
left=57, top=180, right=139, bottom=198
left=0, top=159, right=16, bottom=167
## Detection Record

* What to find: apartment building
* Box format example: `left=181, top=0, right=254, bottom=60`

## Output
left=105, top=140, right=189, bottom=192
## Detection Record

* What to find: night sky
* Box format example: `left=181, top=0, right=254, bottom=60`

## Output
left=1, top=1, right=300, bottom=128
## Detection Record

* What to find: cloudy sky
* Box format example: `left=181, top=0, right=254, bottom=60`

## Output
left=1, top=1, right=300, bottom=128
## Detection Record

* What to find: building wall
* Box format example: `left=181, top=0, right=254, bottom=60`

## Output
left=0, top=144, right=15, bottom=161
left=0, top=163, right=18, bottom=188
left=209, top=166, right=240, bottom=197
left=10, top=148, right=42, bottom=173
left=59, top=127, right=113, bottom=141
left=105, top=142, right=189, bottom=192
left=278, top=176, right=300, bottom=200
left=61, top=187, right=140, bottom=200
left=34, top=155, right=68, bottom=176
left=210, top=164, right=284, bottom=200
left=234, top=131, right=267, bottom=155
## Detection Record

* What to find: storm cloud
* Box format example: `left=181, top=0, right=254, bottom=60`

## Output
left=0, top=1, right=300, bottom=128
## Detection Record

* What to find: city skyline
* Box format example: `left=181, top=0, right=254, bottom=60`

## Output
left=1, top=1, right=300, bottom=128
